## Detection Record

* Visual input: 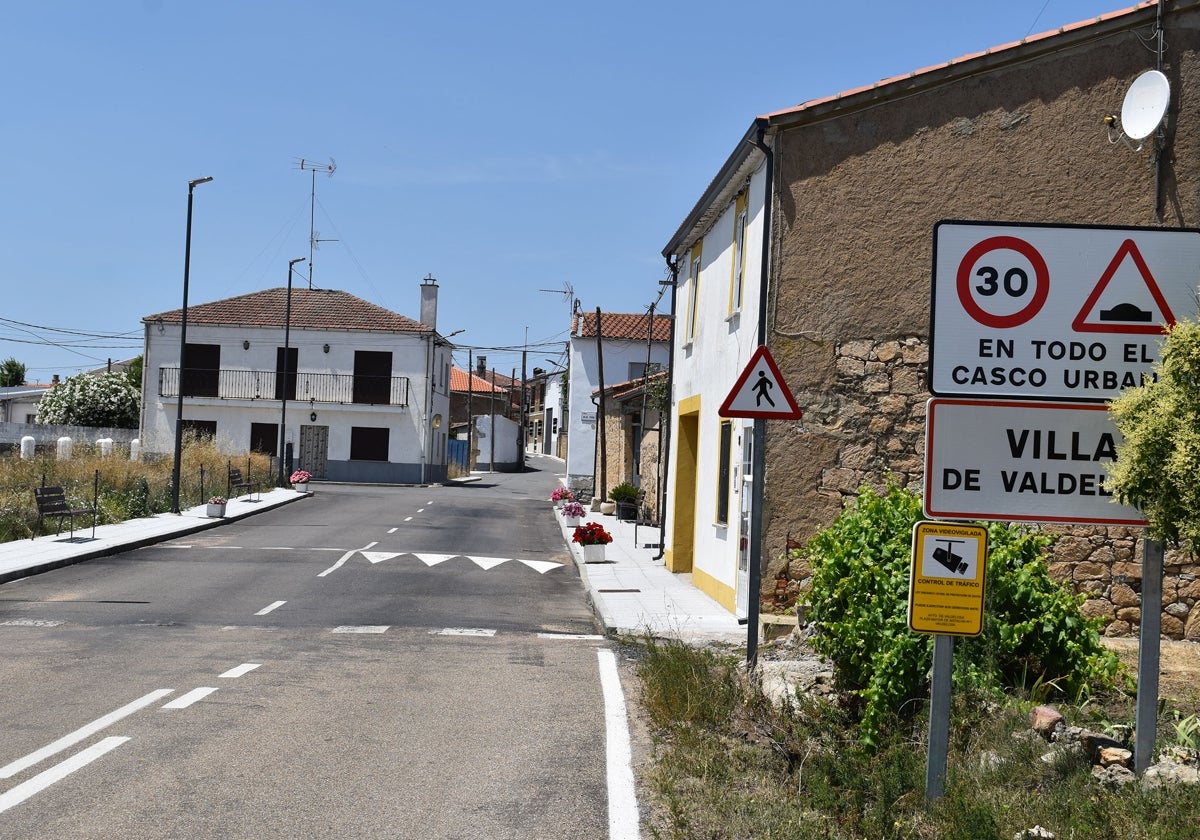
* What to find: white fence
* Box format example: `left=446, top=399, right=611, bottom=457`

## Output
left=0, top=422, right=139, bottom=448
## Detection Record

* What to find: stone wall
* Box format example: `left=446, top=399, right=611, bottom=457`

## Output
left=769, top=337, right=1200, bottom=641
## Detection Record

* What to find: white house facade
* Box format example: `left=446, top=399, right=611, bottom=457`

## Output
left=662, top=154, right=769, bottom=618
left=141, top=283, right=452, bottom=484
left=565, top=311, right=670, bottom=498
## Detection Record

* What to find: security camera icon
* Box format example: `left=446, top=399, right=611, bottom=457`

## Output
left=931, top=539, right=968, bottom=575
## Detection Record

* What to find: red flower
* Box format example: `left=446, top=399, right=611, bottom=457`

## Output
left=572, top=522, right=613, bottom=546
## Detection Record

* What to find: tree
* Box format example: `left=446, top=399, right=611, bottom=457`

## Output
left=0, top=358, right=26, bottom=387
left=125, top=356, right=144, bottom=391
left=35, top=372, right=140, bottom=429
left=1107, top=318, right=1200, bottom=544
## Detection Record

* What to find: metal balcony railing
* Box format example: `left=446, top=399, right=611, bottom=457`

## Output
left=158, top=368, right=410, bottom=406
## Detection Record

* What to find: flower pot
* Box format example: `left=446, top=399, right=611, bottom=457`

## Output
left=206, top=503, right=226, bottom=518
left=293, top=482, right=309, bottom=493
left=582, top=543, right=607, bottom=563
left=599, top=501, right=616, bottom=516
left=563, top=514, right=582, bottom=528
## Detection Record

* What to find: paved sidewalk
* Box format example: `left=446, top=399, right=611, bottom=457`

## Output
left=0, top=488, right=306, bottom=585
left=555, top=506, right=747, bottom=646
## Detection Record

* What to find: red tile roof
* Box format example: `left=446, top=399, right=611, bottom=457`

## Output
left=450, top=367, right=507, bottom=394
left=573, top=312, right=671, bottom=342
left=144, top=288, right=431, bottom=333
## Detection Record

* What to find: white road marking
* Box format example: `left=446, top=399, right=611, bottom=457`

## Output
left=433, top=628, right=497, bottom=637
left=255, top=601, right=286, bottom=616
left=0, top=619, right=64, bottom=627
left=387, top=528, right=398, bottom=534
left=161, top=687, right=217, bottom=709
left=220, top=663, right=262, bottom=679
left=413, top=553, right=455, bottom=566
left=0, top=689, right=173, bottom=779
left=361, top=551, right=401, bottom=564
left=467, top=555, right=509, bottom=570
left=162, top=545, right=193, bottom=549
left=536, top=633, right=605, bottom=640
left=318, top=541, right=378, bottom=577
left=0, top=736, right=130, bottom=814
left=517, top=559, right=562, bottom=575
left=404, top=516, right=413, bottom=522
left=331, top=625, right=390, bottom=634
left=261, top=547, right=294, bottom=551
left=417, top=508, right=425, bottom=513
left=598, top=648, right=640, bottom=839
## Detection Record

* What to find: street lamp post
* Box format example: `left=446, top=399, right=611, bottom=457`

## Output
left=171, top=176, right=213, bottom=514
left=279, top=257, right=306, bottom=486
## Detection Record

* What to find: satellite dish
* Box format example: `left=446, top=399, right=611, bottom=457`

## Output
left=1121, top=70, right=1170, bottom=141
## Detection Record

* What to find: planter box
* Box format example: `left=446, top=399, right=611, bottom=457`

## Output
left=582, top=543, right=607, bottom=563
left=206, top=503, right=226, bottom=518
left=293, top=482, right=309, bottom=493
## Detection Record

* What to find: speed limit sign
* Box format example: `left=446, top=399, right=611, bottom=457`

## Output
left=929, top=220, right=1200, bottom=402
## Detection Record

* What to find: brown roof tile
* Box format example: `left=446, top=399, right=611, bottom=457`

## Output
left=572, top=312, right=671, bottom=342
left=143, top=288, right=431, bottom=333
left=450, top=367, right=507, bottom=394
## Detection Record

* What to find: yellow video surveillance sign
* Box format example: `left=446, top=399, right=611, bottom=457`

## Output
left=909, top=521, right=989, bottom=636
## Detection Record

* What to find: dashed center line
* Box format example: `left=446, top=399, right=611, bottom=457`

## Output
left=255, top=601, right=286, bottom=616
left=161, top=687, right=218, bottom=710
left=220, top=663, right=262, bottom=679
left=404, top=516, right=413, bottom=522
left=331, top=625, right=390, bottom=634
left=387, top=527, right=398, bottom=534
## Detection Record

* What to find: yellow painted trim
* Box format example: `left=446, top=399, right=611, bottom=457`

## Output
left=669, top=399, right=701, bottom=574
left=678, top=393, right=701, bottom=415
left=692, top=566, right=737, bottom=613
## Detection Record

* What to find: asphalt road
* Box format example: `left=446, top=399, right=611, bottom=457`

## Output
left=0, top=457, right=625, bottom=839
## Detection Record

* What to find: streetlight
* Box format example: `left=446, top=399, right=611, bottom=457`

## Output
left=278, top=257, right=306, bottom=486
left=171, top=175, right=213, bottom=514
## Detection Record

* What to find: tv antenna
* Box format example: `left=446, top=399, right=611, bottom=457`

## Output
left=295, top=157, right=337, bottom=289
left=539, top=280, right=580, bottom=315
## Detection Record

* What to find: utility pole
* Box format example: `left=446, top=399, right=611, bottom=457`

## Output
left=594, top=308, right=607, bottom=506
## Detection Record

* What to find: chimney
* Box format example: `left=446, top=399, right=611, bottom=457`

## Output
left=52, top=374, right=60, bottom=385
left=476, top=356, right=487, bottom=378
left=420, top=274, right=438, bottom=329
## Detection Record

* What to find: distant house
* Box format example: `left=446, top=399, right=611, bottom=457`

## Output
left=594, top=368, right=667, bottom=518
left=525, top=366, right=566, bottom=458
left=140, top=279, right=453, bottom=484
left=0, top=385, right=50, bottom=424
left=565, top=310, right=670, bottom=499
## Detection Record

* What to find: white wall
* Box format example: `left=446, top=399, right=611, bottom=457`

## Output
left=668, top=160, right=768, bottom=601
left=565, top=335, right=669, bottom=490
left=475, top=414, right=519, bottom=469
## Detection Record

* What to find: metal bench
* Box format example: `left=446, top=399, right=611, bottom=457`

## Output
left=227, top=465, right=261, bottom=501
left=33, top=486, right=96, bottom=540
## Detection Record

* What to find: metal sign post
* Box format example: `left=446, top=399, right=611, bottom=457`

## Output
left=1135, top=537, right=1164, bottom=773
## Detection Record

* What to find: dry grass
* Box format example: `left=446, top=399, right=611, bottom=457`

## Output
left=0, top=434, right=274, bottom=541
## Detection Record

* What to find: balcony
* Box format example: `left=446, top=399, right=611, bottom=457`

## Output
left=158, top=367, right=410, bottom=407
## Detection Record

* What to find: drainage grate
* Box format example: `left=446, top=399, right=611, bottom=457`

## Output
left=597, top=588, right=641, bottom=593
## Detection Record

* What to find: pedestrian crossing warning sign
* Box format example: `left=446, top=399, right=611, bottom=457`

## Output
left=719, top=345, right=802, bottom=419
left=908, top=521, right=988, bottom=636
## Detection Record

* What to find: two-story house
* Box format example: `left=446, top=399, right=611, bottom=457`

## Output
left=565, top=310, right=670, bottom=500
left=140, top=280, right=452, bottom=484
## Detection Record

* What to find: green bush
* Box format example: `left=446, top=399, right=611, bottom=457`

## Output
left=608, top=481, right=639, bottom=503
left=802, top=482, right=1119, bottom=746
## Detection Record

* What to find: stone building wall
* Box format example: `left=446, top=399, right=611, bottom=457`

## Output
left=769, top=336, right=1200, bottom=641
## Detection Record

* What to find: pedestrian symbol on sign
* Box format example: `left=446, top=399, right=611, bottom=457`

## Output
left=719, top=346, right=802, bottom=419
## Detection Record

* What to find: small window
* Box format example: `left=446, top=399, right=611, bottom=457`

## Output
left=350, top=426, right=389, bottom=461
left=716, top=420, right=732, bottom=525
left=181, top=419, right=217, bottom=440
left=275, top=347, right=298, bottom=401
left=250, top=423, right=278, bottom=455
left=730, top=192, right=748, bottom=315
left=685, top=240, right=703, bottom=344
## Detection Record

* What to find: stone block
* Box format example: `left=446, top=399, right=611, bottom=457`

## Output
left=1074, top=561, right=1110, bottom=582
left=1116, top=607, right=1141, bottom=623
left=1080, top=599, right=1114, bottom=622
left=839, top=340, right=873, bottom=360
left=1162, top=614, right=1185, bottom=639
left=1110, top=582, right=1141, bottom=608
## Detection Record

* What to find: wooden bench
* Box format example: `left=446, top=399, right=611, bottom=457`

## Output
left=227, top=466, right=261, bottom=501
left=33, top=486, right=96, bottom=540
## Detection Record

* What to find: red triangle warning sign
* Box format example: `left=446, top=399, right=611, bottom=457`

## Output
left=1072, top=239, right=1176, bottom=334
left=719, top=346, right=802, bottom=419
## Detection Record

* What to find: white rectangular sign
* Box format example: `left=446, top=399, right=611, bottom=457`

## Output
left=930, top=221, right=1200, bottom=401
left=924, top=398, right=1146, bottom=526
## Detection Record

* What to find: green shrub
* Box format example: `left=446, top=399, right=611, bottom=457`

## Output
left=802, top=482, right=1119, bottom=746
left=608, top=481, right=639, bottom=503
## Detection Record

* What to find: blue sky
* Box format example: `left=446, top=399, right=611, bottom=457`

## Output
left=1, top=0, right=1134, bottom=382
